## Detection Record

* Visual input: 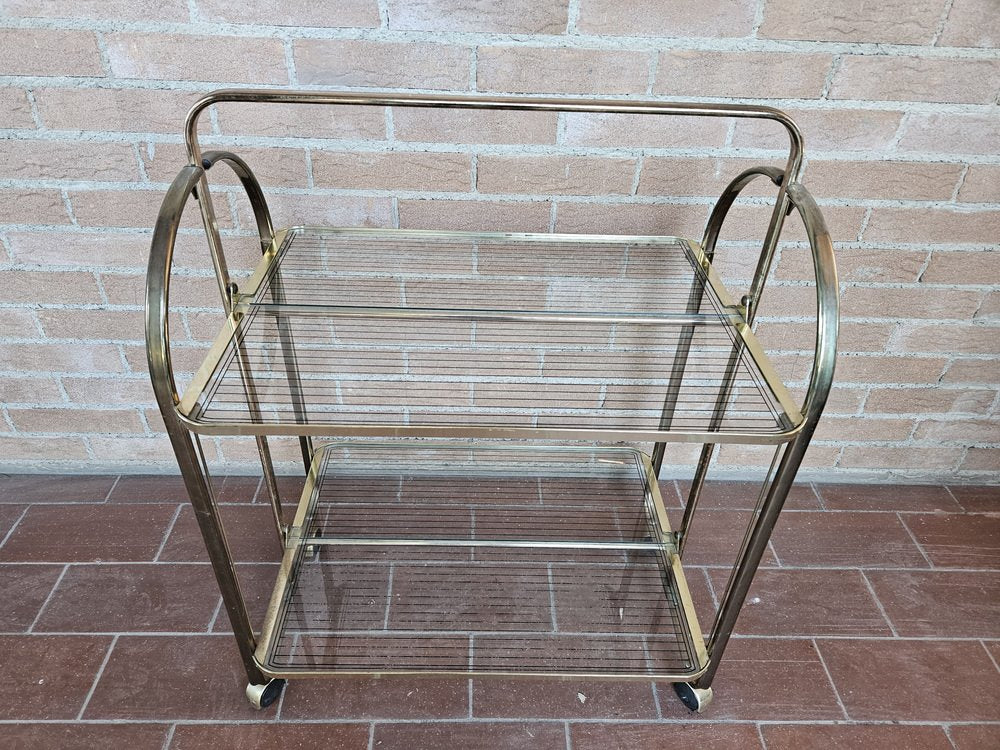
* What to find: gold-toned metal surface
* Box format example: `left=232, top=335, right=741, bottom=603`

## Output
left=254, top=443, right=709, bottom=681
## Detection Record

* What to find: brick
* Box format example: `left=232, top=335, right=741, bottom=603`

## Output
left=477, top=155, right=635, bottom=195
left=638, top=157, right=786, bottom=198
left=387, top=0, right=567, bottom=32
left=141, top=142, right=308, bottom=189
left=942, top=357, right=1000, bottom=384
left=914, top=418, right=999, bottom=442
left=897, top=323, right=1000, bottom=355
left=898, top=113, right=1000, bottom=156
left=4, top=0, right=187, bottom=20
left=0, top=189, right=72, bottom=225
left=0, top=29, right=103, bottom=76
left=777, top=246, right=926, bottom=283
left=88, top=435, right=182, bottom=463
left=975, top=291, right=1000, bottom=321
left=171, top=725, right=369, bottom=750
left=198, top=0, right=379, bottom=26
left=312, top=150, right=472, bottom=192
left=866, top=207, right=1000, bottom=245
left=575, top=723, right=761, bottom=750
left=939, top=0, right=1000, bottom=47
left=0, top=140, right=139, bottom=181
left=0, top=308, right=39, bottom=338
left=399, top=199, right=551, bottom=232
left=959, top=164, right=1000, bottom=203
left=0, top=504, right=176, bottom=562
left=555, top=201, right=706, bottom=236
left=2, top=270, right=103, bottom=305
left=295, top=39, right=470, bottom=89
left=655, top=50, right=831, bottom=99
left=34, top=87, right=206, bottom=134
left=723, top=204, right=866, bottom=244
left=563, top=112, right=730, bottom=148
left=803, top=160, right=964, bottom=201
left=40, top=308, right=176, bottom=342
left=215, top=101, right=386, bottom=139
left=6, top=232, right=157, bottom=269
left=578, top=0, right=755, bottom=36
left=0, top=87, right=34, bottom=128
left=478, top=46, right=649, bottom=95
left=866, top=387, right=996, bottom=414
left=840, top=445, right=965, bottom=471
left=0, top=375, right=64, bottom=404
left=962, top=447, right=1000, bottom=471
left=105, top=33, right=287, bottom=84
left=819, top=639, right=1000, bottom=720
left=36, top=563, right=221, bottom=632
left=922, top=250, right=1000, bottom=283
left=813, top=416, right=914, bottom=442
left=0, top=724, right=167, bottom=750
left=760, top=0, right=946, bottom=43
left=732, top=109, right=903, bottom=151
left=8, top=407, right=144, bottom=434
left=394, top=107, right=557, bottom=145
left=832, top=55, right=1000, bottom=105
left=840, top=286, right=983, bottom=320
left=70, top=189, right=236, bottom=230
left=0, top=635, right=112, bottom=719
left=0, top=436, right=90, bottom=461
left=253, top=193, right=394, bottom=229
left=762, top=725, right=952, bottom=750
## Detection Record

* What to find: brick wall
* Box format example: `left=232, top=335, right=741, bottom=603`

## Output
left=0, top=1, right=997, bottom=480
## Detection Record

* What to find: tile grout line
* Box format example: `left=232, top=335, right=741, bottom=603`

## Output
left=103, top=474, right=122, bottom=502
left=205, top=596, right=224, bottom=632
left=858, top=569, right=899, bottom=637
left=26, top=562, right=70, bottom=633
left=564, top=719, right=573, bottom=750
left=982, top=639, right=1000, bottom=675
left=0, top=505, right=31, bottom=549
left=896, top=511, right=935, bottom=569
left=154, top=504, right=185, bottom=562
left=160, top=723, right=176, bottom=750
left=812, top=638, right=851, bottom=721
left=76, top=633, right=119, bottom=721
left=367, top=721, right=375, bottom=750
left=756, top=721, right=769, bottom=749
left=940, top=724, right=960, bottom=750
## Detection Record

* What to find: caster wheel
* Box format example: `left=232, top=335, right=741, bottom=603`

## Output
left=246, top=678, right=285, bottom=709
left=673, top=682, right=713, bottom=713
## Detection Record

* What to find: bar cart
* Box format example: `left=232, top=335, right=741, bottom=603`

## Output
left=145, top=90, right=838, bottom=712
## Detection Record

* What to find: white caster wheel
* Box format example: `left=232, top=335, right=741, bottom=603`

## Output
left=246, top=678, right=285, bottom=709
left=674, top=682, right=713, bottom=713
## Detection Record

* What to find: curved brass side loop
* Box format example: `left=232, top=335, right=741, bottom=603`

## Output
left=784, top=182, right=840, bottom=423
left=200, top=150, right=274, bottom=253
left=145, top=164, right=204, bottom=408
left=701, top=166, right=785, bottom=261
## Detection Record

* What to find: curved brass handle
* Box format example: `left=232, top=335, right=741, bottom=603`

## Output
left=784, top=182, right=839, bottom=423
left=200, top=150, right=274, bottom=253
left=702, top=166, right=785, bottom=261
left=145, top=164, right=204, bottom=409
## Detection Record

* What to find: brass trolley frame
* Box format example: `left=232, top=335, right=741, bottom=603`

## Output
left=145, top=90, right=838, bottom=712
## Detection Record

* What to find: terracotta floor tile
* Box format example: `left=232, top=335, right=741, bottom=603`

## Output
left=984, top=640, right=1000, bottom=667
left=571, top=723, right=763, bottom=750
left=707, top=568, right=893, bottom=636
left=109, top=474, right=260, bottom=504
left=0, top=504, right=178, bottom=563
left=761, top=723, right=953, bottom=750
left=666, top=509, right=777, bottom=568
left=169, top=723, right=369, bottom=749
left=211, top=563, right=280, bottom=634
left=948, top=485, right=1000, bottom=513
left=372, top=721, right=566, bottom=750
left=0, top=475, right=115, bottom=503
left=0, top=563, right=63, bottom=631
left=259, top=474, right=307, bottom=505
left=866, top=570, right=1000, bottom=637
left=0, top=635, right=111, bottom=719
left=818, top=639, right=1000, bottom=721
left=84, top=635, right=258, bottom=719
left=0, top=723, right=168, bottom=750
left=677, top=480, right=821, bottom=510
left=770, top=511, right=928, bottom=568
left=903, top=513, right=1000, bottom=569
left=950, top=724, right=1000, bottom=750
left=158, top=504, right=285, bottom=563
left=0, top=504, right=26, bottom=539
left=34, top=563, right=221, bottom=632
left=472, top=678, right=657, bottom=719
left=281, top=677, right=468, bottom=720
left=658, top=638, right=843, bottom=720
left=818, top=483, right=961, bottom=512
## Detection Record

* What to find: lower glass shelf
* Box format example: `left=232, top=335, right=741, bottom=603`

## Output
left=255, top=442, right=709, bottom=681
